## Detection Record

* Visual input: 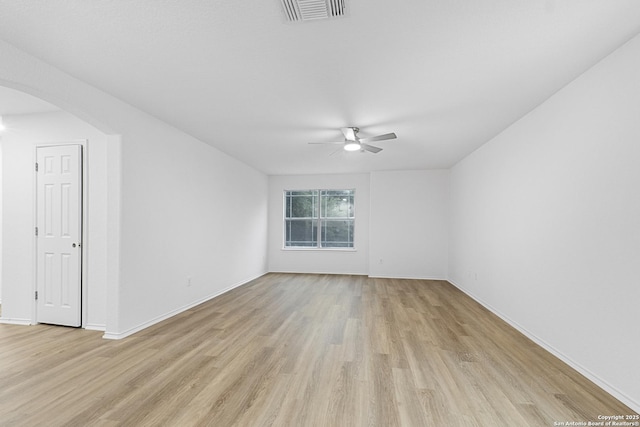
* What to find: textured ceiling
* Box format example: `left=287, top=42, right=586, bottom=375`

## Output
left=0, top=1, right=639, bottom=174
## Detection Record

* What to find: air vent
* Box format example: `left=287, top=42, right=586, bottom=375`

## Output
left=280, top=0, right=346, bottom=22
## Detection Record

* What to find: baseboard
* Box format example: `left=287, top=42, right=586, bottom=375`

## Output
left=368, top=276, right=447, bottom=280
left=0, top=317, right=33, bottom=326
left=269, top=271, right=447, bottom=281
left=269, top=270, right=367, bottom=276
left=84, top=323, right=106, bottom=332
left=447, top=279, right=640, bottom=414
left=0, top=319, right=106, bottom=331
left=102, top=272, right=267, bottom=340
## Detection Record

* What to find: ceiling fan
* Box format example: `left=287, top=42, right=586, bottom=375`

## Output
left=309, top=127, right=397, bottom=153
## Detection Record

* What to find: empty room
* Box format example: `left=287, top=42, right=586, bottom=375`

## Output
left=0, top=1, right=639, bottom=426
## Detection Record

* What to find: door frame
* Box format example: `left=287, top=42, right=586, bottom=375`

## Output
left=33, top=140, right=88, bottom=327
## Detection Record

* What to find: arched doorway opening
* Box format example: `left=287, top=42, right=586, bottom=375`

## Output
left=0, top=85, right=113, bottom=331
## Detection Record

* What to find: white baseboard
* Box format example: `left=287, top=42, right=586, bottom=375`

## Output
left=0, top=317, right=33, bottom=326
left=102, top=272, right=267, bottom=340
left=367, top=274, right=448, bottom=280
left=447, top=278, right=640, bottom=414
left=269, top=270, right=367, bottom=276
left=269, top=271, right=448, bottom=281
left=84, top=323, right=106, bottom=332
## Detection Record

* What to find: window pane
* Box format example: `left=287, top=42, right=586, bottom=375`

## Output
left=321, top=190, right=354, bottom=218
left=285, top=191, right=318, bottom=218
left=285, top=219, right=318, bottom=247
left=321, top=219, right=354, bottom=248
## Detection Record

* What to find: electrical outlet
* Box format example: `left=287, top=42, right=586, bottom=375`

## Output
left=378, top=258, right=383, bottom=264
left=187, top=276, right=192, bottom=287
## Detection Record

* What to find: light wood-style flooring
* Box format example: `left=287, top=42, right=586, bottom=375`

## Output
left=0, top=273, right=635, bottom=426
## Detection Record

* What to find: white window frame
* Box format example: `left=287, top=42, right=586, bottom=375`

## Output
left=282, top=189, right=356, bottom=251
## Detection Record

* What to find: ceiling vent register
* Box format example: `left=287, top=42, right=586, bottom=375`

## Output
left=281, top=0, right=346, bottom=22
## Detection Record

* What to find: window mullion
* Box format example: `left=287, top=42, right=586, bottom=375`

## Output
left=317, top=191, right=322, bottom=248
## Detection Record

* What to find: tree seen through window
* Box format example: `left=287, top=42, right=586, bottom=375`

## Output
left=284, top=189, right=354, bottom=248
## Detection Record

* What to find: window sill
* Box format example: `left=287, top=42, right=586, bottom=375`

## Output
left=282, top=247, right=357, bottom=252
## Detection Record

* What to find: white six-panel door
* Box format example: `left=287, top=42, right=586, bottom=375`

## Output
left=36, top=144, right=82, bottom=327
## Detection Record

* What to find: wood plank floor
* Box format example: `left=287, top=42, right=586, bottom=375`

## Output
left=0, top=273, right=636, bottom=426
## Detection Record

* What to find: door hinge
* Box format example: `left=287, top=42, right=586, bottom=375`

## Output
left=35, top=162, right=39, bottom=172
left=35, top=226, right=38, bottom=237
left=35, top=291, right=38, bottom=300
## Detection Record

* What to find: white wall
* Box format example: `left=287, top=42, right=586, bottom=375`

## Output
left=369, top=170, right=449, bottom=279
left=0, top=111, right=109, bottom=327
left=268, top=174, right=370, bottom=275
left=448, top=34, right=640, bottom=411
left=0, top=144, right=2, bottom=304
left=268, top=171, right=449, bottom=279
left=1, top=39, right=269, bottom=338
left=115, top=119, right=268, bottom=338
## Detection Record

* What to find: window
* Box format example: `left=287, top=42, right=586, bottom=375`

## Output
left=284, top=189, right=355, bottom=248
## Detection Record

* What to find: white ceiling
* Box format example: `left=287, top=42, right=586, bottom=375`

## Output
left=0, top=1, right=638, bottom=175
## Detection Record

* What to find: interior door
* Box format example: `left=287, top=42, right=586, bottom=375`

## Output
left=36, top=144, right=82, bottom=327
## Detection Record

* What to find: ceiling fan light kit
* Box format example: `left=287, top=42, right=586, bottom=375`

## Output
left=344, top=141, right=361, bottom=151
left=309, top=126, right=397, bottom=154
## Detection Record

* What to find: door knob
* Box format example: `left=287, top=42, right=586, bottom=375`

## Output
left=72, top=243, right=77, bottom=248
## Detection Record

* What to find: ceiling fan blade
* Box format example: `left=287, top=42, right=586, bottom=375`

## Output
left=341, top=127, right=357, bottom=141
left=362, top=144, right=382, bottom=153
left=359, top=132, right=397, bottom=143
left=308, top=141, right=344, bottom=145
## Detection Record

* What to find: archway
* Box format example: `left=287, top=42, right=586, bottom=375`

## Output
left=0, top=85, right=118, bottom=332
